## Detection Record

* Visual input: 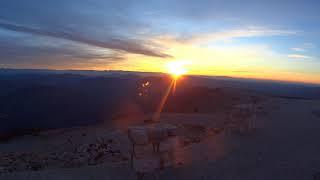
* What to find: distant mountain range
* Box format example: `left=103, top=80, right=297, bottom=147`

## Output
left=0, top=69, right=319, bottom=138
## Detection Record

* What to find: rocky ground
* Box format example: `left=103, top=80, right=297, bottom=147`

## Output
left=0, top=115, right=231, bottom=175
left=1, top=97, right=320, bottom=180
left=0, top=138, right=126, bottom=173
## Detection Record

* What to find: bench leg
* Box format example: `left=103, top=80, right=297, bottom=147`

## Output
left=156, top=143, right=160, bottom=152
left=131, top=144, right=136, bottom=168
left=152, top=142, right=160, bottom=153
left=131, top=152, right=134, bottom=168
left=152, top=143, right=158, bottom=152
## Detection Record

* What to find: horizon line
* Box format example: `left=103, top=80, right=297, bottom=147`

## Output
left=0, top=67, right=319, bottom=86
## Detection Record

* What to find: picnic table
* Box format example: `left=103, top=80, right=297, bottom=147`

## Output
left=128, top=123, right=178, bottom=180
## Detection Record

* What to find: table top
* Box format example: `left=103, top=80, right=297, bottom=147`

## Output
left=128, top=123, right=178, bottom=145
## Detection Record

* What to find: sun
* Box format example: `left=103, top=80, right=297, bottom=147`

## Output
left=166, top=61, right=188, bottom=78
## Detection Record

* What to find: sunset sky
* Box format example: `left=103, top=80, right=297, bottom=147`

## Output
left=0, top=0, right=320, bottom=84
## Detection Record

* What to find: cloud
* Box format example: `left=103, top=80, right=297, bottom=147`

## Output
left=180, top=27, right=297, bottom=44
left=288, top=43, right=315, bottom=60
left=291, top=43, right=315, bottom=52
left=288, top=54, right=312, bottom=59
left=0, top=20, right=171, bottom=58
left=291, top=47, right=305, bottom=52
left=303, top=42, right=315, bottom=48
left=0, top=34, right=126, bottom=68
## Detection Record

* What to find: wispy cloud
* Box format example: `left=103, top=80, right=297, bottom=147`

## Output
left=291, top=47, right=305, bottom=52
left=289, top=43, right=315, bottom=60
left=0, top=37, right=125, bottom=68
left=291, top=42, right=315, bottom=52
left=303, top=42, right=315, bottom=48
left=182, top=27, right=297, bottom=44
left=0, top=20, right=171, bottom=58
left=288, top=54, right=312, bottom=59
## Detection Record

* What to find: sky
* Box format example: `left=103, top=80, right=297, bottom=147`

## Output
left=0, top=0, right=320, bottom=84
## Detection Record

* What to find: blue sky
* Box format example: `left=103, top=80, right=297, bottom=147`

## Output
left=0, top=0, right=319, bottom=83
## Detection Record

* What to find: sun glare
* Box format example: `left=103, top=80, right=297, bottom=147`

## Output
left=167, top=61, right=188, bottom=78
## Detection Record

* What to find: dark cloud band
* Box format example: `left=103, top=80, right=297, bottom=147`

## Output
left=0, top=20, right=171, bottom=58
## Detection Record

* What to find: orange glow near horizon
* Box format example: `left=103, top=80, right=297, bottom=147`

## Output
left=5, top=28, right=320, bottom=85
left=48, top=39, right=320, bottom=85
left=73, top=59, right=320, bottom=85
